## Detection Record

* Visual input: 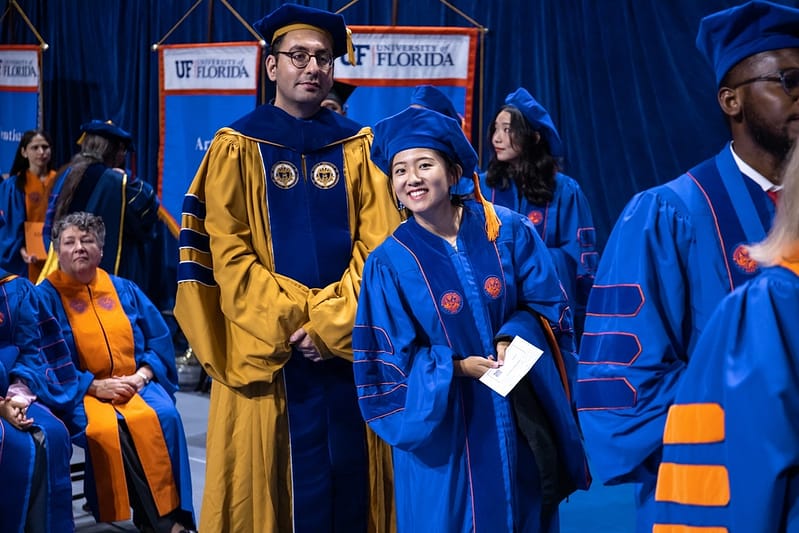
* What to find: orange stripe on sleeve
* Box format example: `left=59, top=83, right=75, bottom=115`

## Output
left=663, top=403, right=725, bottom=444
left=653, top=525, right=728, bottom=533
left=655, top=462, right=730, bottom=506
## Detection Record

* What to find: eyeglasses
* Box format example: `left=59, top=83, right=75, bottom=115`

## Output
left=730, top=68, right=799, bottom=98
left=275, top=50, right=334, bottom=71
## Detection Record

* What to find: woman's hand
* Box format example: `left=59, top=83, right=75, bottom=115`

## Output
left=88, top=377, right=137, bottom=404
left=20, top=246, right=40, bottom=264
left=453, top=356, right=499, bottom=379
left=496, top=341, right=510, bottom=365
left=0, top=397, right=34, bottom=430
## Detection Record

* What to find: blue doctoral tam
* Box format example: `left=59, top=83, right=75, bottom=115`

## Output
left=696, top=0, right=799, bottom=85
left=253, top=3, right=350, bottom=59
left=504, top=88, right=564, bottom=158
left=80, top=120, right=134, bottom=151
left=371, top=107, right=477, bottom=179
left=410, top=85, right=460, bottom=122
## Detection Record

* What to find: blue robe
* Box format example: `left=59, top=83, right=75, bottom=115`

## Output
left=0, top=178, right=28, bottom=277
left=652, top=264, right=799, bottom=532
left=576, top=144, right=775, bottom=530
left=0, top=270, right=79, bottom=533
left=36, top=273, right=194, bottom=525
left=42, top=164, right=159, bottom=291
left=354, top=201, right=589, bottom=532
left=478, top=172, right=598, bottom=336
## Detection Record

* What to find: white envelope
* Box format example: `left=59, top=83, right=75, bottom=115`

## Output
left=478, top=335, right=543, bottom=397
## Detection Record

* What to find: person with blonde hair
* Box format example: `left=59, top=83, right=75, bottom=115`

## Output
left=652, top=142, right=799, bottom=532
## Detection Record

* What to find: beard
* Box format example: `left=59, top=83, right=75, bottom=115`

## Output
left=743, top=105, right=795, bottom=163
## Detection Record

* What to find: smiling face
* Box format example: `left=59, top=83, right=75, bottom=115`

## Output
left=391, top=147, right=460, bottom=220
left=56, top=226, right=103, bottom=281
left=266, top=28, right=335, bottom=118
left=21, top=134, right=52, bottom=175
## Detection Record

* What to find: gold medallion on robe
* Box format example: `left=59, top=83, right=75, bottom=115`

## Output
left=271, top=161, right=299, bottom=189
left=311, top=162, right=339, bottom=189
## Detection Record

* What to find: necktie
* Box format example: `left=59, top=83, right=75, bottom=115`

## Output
left=766, top=189, right=781, bottom=206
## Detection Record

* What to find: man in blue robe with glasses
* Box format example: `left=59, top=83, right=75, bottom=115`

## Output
left=576, top=1, right=799, bottom=530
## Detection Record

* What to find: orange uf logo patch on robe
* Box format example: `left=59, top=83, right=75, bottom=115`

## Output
left=98, top=296, right=116, bottom=311
left=69, top=299, right=88, bottom=313
left=0, top=311, right=4, bottom=325
left=440, top=291, right=463, bottom=314
left=484, top=276, right=502, bottom=299
left=528, top=210, right=543, bottom=225
left=732, top=244, right=758, bottom=274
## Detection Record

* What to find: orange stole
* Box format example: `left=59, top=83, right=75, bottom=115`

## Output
left=23, top=169, right=57, bottom=281
left=48, top=269, right=178, bottom=522
left=780, top=257, right=799, bottom=277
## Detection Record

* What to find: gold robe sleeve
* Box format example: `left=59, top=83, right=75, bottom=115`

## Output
left=176, top=129, right=311, bottom=387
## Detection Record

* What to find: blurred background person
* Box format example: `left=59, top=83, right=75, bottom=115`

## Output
left=321, top=80, right=357, bottom=115
left=0, top=130, right=58, bottom=281
left=42, top=120, right=159, bottom=292
left=37, top=212, right=195, bottom=533
left=481, top=89, right=597, bottom=341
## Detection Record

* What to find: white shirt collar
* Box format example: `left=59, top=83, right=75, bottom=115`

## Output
left=729, top=143, right=782, bottom=192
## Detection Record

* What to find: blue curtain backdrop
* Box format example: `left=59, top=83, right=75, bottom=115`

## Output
left=3, top=0, right=798, bottom=250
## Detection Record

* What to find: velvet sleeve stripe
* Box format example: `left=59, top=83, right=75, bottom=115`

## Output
left=179, top=228, right=211, bottom=253
left=182, top=193, right=206, bottom=219
left=353, top=324, right=394, bottom=356
left=576, top=377, right=637, bottom=410
left=586, top=284, right=644, bottom=317
left=177, top=261, right=215, bottom=287
left=577, top=226, right=596, bottom=248
left=579, top=332, right=641, bottom=365
left=663, top=403, right=724, bottom=445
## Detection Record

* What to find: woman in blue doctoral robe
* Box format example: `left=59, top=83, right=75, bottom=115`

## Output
left=354, top=106, right=590, bottom=533
left=37, top=212, right=194, bottom=532
left=477, top=89, right=598, bottom=339
left=0, top=268, right=79, bottom=533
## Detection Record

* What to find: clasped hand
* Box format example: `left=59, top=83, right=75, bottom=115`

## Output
left=0, top=396, right=33, bottom=430
left=90, top=373, right=146, bottom=403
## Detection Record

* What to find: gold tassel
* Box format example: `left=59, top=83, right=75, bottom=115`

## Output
left=470, top=172, right=500, bottom=241
left=346, top=27, right=355, bottom=65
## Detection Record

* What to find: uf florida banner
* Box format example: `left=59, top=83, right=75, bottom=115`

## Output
left=0, top=45, right=41, bottom=176
left=158, top=42, right=260, bottom=226
left=335, top=26, right=478, bottom=137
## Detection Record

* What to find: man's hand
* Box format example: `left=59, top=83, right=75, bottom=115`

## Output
left=290, top=327, right=324, bottom=362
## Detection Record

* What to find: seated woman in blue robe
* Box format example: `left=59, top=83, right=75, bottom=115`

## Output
left=36, top=212, right=195, bottom=533
left=0, top=268, right=79, bottom=533
left=652, top=144, right=799, bottom=532
left=353, top=106, right=590, bottom=532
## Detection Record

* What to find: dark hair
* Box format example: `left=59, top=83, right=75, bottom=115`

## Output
left=9, top=130, right=55, bottom=189
left=485, top=105, right=557, bottom=205
left=52, top=211, right=106, bottom=249
left=53, top=133, right=125, bottom=224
